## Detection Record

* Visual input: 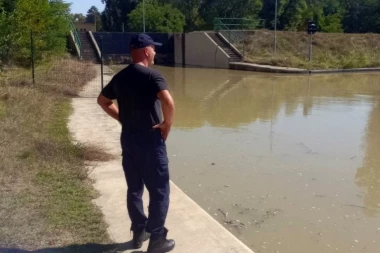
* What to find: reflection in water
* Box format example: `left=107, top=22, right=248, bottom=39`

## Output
left=162, top=67, right=378, bottom=129
left=153, top=66, right=380, bottom=253
left=356, top=102, right=380, bottom=217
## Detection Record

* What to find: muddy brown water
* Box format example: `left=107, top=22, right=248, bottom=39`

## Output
left=134, top=65, right=380, bottom=253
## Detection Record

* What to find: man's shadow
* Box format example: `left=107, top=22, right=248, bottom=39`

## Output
left=0, top=240, right=145, bottom=253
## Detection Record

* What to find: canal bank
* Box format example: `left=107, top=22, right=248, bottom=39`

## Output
left=70, top=31, right=380, bottom=74
left=174, top=32, right=380, bottom=74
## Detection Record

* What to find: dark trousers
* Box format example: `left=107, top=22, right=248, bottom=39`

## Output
left=121, top=129, right=170, bottom=239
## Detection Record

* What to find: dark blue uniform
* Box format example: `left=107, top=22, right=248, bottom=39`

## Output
left=101, top=64, right=170, bottom=240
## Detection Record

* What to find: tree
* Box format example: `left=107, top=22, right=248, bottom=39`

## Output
left=101, top=0, right=138, bottom=31
left=0, top=7, right=11, bottom=63
left=341, top=0, right=380, bottom=33
left=0, top=0, right=17, bottom=13
left=279, top=0, right=308, bottom=31
left=46, top=0, right=71, bottom=52
left=320, top=13, right=343, bottom=32
left=128, top=0, right=185, bottom=32
left=0, top=0, right=17, bottom=63
left=260, top=0, right=279, bottom=29
left=71, top=13, right=85, bottom=22
left=199, top=0, right=263, bottom=30
left=258, top=0, right=344, bottom=32
left=10, top=0, right=70, bottom=63
left=159, top=0, right=203, bottom=32
left=86, top=6, right=103, bottom=31
left=98, top=0, right=380, bottom=33
left=307, top=0, right=344, bottom=33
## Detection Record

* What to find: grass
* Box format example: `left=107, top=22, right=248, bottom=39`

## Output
left=241, top=30, right=380, bottom=70
left=0, top=56, right=117, bottom=251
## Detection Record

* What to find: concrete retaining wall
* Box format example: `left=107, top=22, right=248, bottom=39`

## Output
left=182, top=32, right=230, bottom=69
left=174, top=33, right=184, bottom=65
left=68, top=31, right=81, bottom=59
left=88, top=31, right=101, bottom=61
left=93, top=32, right=175, bottom=65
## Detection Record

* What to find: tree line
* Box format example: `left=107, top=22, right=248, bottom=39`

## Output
left=0, top=0, right=70, bottom=65
left=1, top=0, right=379, bottom=66
left=86, top=0, right=380, bottom=33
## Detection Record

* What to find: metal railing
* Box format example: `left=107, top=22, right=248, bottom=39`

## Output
left=214, top=18, right=265, bottom=31
left=214, top=18, right=254, bottom=57
left=67, top=16, right=81, bottom=54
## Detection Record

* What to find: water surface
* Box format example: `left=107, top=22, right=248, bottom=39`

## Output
left=157, top=66, right=380, bottom=253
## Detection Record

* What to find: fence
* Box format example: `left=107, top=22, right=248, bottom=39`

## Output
left=213, top=18, right=254, bottom=57
left=1, top=31, right=178, bottom=100
left=214, top=18, right=266, bottom=31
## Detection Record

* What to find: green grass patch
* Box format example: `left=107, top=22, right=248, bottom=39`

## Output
left=241, top=30, right=380, bottom=70
left=48, top=100, right=73, bottom=144
left=0, top=56, right=115, bottom=251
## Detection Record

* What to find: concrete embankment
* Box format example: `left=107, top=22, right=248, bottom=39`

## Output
left=230, top=62, right=380, bottom=74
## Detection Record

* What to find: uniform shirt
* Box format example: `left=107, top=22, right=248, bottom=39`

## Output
left=101, top=64, right=168, bottom=132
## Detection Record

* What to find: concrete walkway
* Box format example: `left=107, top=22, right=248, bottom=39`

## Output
left=68, top=66, right=254, bottom=253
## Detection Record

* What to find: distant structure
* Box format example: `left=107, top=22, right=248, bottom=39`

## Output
left=73, top=21, right=96, bottom=32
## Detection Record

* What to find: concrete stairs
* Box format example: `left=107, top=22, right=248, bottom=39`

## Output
left=207, top=32, right=243, bottom=63
left=78, top=32, right=99, bottom=63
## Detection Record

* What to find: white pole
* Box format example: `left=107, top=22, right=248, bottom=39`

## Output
left=309, top=34, right=313, bottom=62
left=274, top=0, right=278, bottom=55
left=143, top=0, right=146, bottom=33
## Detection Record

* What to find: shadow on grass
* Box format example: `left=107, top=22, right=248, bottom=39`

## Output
left=0, top=241, right=145, bottom=253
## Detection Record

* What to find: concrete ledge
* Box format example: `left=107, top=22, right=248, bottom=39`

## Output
left=230, top=62, right=309, bottom=74
left=310, top=67, right=380, bottom=74
left=69, top=31, right=81, bottom=59
left=230, top=62, right=380, bottom=74
left=88, top=31, right=101, bottom=61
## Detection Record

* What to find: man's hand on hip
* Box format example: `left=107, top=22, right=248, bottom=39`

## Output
left=153, top=121, right=171, bottom=141
left=156, top=90, right=175, bottom=141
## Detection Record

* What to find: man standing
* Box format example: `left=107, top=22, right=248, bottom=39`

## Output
left=97, top=33, right=175, bottom=253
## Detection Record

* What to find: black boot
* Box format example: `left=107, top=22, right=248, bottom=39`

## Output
left=147, top=228, right=175, bottom=253
left=132, top=227, right=150, bottom=249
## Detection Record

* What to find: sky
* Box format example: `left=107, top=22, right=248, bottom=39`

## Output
left=67, top=0, right=105, bottom=15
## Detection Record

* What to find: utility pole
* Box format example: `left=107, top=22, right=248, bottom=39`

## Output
left=274, top=0, right=278, bottom=55
left=30, top=30, right=35, bottom=84
left=94, top=12, right=96, bottom=32
left=307, top=21, right=317, bottom=62
left=309, top=33, right=313, bottom=62
left=143, top=0, right=146, bottom=33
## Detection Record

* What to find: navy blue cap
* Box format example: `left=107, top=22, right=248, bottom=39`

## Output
left=129, top=33, right=162, bottom=50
